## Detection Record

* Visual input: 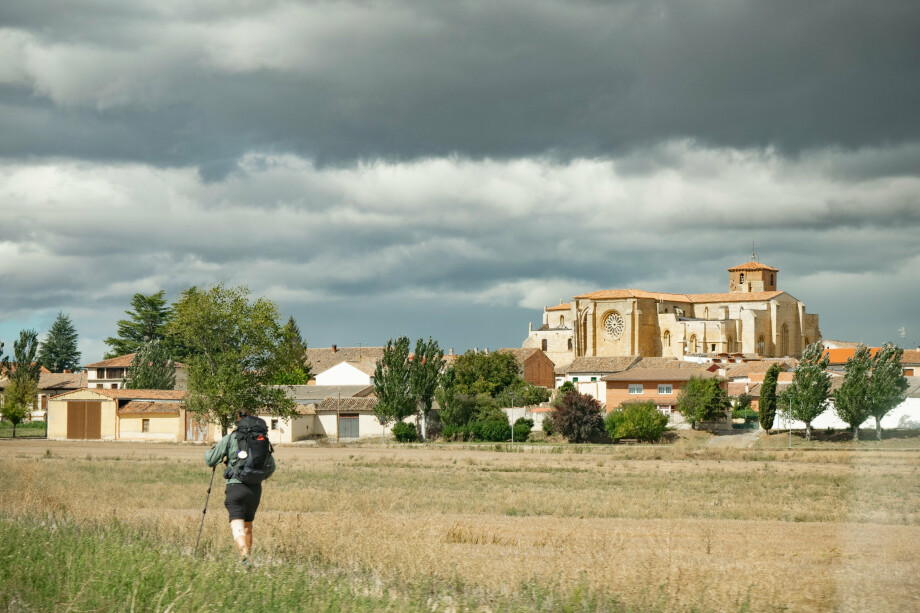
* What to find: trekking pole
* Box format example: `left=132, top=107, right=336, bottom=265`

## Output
left=195, top=464, right=217, bottom=555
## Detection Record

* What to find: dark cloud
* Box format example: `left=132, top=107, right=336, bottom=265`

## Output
left=0, top=1, right=918, bottom=170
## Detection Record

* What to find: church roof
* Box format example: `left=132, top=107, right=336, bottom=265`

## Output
left=727, top=261, right=778, bottom=272
left=546, top=303, right=571, bottom=312
left=573, top=289, right=786, bottom=304
left=564, top=356, right=640, bottom=374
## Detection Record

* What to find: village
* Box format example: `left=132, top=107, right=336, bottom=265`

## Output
left=4, top=258, right=918, bottom=446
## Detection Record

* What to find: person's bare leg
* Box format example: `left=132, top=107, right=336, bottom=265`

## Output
left=244, top=521, right=253, bottom=554
left=230, top=520, right=250, bottom=557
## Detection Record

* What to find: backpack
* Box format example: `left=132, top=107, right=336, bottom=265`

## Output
left=230, top=416, right=274, bottom=485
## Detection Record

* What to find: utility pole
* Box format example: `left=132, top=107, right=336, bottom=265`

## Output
left=510, top=392, right=515, bottom=443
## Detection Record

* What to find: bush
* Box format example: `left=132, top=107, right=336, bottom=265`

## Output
left=469, top=416, right=510, bottom=442
left=391, top=422, right=418, bottom=443
left=604, top=401, right=668, bottom=442
left=551, top=391, right=604, bottom=443
left=732, top=407, right=759, bottom=422
left=512, top=417, right=534, bottom=442
left=542, top=416, right=555, bottom=436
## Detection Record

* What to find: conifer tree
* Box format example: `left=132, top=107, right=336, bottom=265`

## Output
left=37, top=312, right=81, bottom=372
left=104, top=291, right=173, bottom=358
left=270, top=316, right=313, bottom=385
left=759, top=363, right=780, bottom=433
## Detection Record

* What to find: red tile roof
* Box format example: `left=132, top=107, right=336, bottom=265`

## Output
left=546, top=303, right=571, bottom=312
left=117, top=401, right=182, bottom=415
left=602, top=368, right=722, bottom=382
left=93, top=388, right=186, bottom=400
left=85, top=354, right=137, bottom=368
left=573, top=289, right=785, bottom=304
left=727, top=261, right=778, bottom=272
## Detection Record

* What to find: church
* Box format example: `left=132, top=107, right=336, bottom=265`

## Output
left=524, top=259, right=821, bottom=368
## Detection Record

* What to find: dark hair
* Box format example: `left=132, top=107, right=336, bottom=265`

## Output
left=237, top=410, right=249, bottom=419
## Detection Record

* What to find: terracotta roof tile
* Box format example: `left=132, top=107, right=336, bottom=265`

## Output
left=315, top=396, right=379, bottom=412
left=94, top=388, right=186, bottom=400
left=565, top=356, right=640, bottom=374
left=602, top=368, right=721, bottom=382
left=305, top=347, right=385, bottom=374
left=117, top=401, right=182, bottom=415
left=546, top=303, right=571, bottom=312
left=727, top=261, right=779, bottom=272
left=725, top=359, right=795, bottom=379
left=573, top=289, right=786, bottom=304
left=85, top=353, right=137, bottom=368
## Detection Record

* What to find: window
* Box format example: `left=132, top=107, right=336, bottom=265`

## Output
left=111, top=383, right=118, bottom=389
left=658, top=384, right=673, bottom=394
left=142, top=419, right=150, bottom=433
left=740, top=273, right=745, bottom=283
left=271, top=419, right=279, bottom=430
left=573, top=377, right=579, bottom=382
left=559, top=315, right=565, bottom=326
left=629, top=384, right=643, bottom=394
left=567, top=338, right=573, bottom=350
left=96, top=384, right=103, bottom=389
left=711, top=343, right=716, bottom=352
left=590, top=377, right=597, bottom=382
left=603, top=311, right=625, bottom=339
left=541, top=339, right=548, bottom=351
left=689, top=335, right=698, bottom=353
left=770, top=273, right=774, bottom=285
left=757, top=335, right=765, bottom=356
left=663, top=330, right=671, bottom=347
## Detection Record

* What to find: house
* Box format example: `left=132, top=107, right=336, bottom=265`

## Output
left=497, top=348, right=555, bottom=389
left=305, top=346, right=385, bottom=381
left=602, top=361, right=725, bottom=422
left=257, top=385, right=374, bottom=443
left=46, top=388, right=208, bottom=442
left=822, top=348, right=920, bottom=378
left=84, top=354, right=188, bottom=390
left=562, top=356, right=641, bottom=400
left=314, top=360, right=376, bottom=386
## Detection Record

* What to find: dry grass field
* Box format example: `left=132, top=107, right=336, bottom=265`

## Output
left=2, top=436, right=919, bottom=611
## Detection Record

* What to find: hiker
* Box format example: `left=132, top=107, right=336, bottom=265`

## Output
left=205, top=410, right=275, bottom=566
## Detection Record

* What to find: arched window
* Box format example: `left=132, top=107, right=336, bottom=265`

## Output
left=757, top=335, right=765, bottom=356
left=740, top=273, right=745, bottom=283
left=567, top=338, right=573, bottom=350
left=780, top=323, right=789, bottom=356
left=703, top=307, right=709, bottom=319
left=663, top=330, right=671, bottom=347
left=559, top=315, right=565, bottom=327
left=688, top=334, right=698, bottom=353
left=541, top=339, right=548, bottom=352
left=770, top=273, right=774, bottom=285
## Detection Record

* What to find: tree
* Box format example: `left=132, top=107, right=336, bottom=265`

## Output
left=269, top=317, right=313, bottom=385
left=496, top=379, right=551, bottom=408
left=605, top=401, right=668, bottom=443
left=834, top=344, right=873, bottom=442
left=124, top=339, right=176, bottom=390
left=550, top=390, right=604, bottom=443
left=2, top=330, right=42, bottom=438
left=780, top=342, right=830, bottom=441
left=105, top=291, right=174, bottom=358
left=867, top=344, right=909, bottom=441
left=37, top=312, right=81, bottom=372
left=759, top=364, right=781, bottom=432
left=450, top=351, right=519, bottom=397
left=676, top=376, right=730, bottom=429
left=373, top=337, right=416, bottom=438
left=170, top=284, right=297, bottom=435
left=410, top=337, right=444, bottom=440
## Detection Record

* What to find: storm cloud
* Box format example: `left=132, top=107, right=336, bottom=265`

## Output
left=1, top=0, right=919, bottom=360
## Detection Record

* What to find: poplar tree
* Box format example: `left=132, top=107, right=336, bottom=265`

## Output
left=867, top=344, right=909, bottom=440
left=834, top=345, right=873, bottom=441
left=3, top=330, right=42, bottom=437
left=37, top=312, right=81, bottom=372
left=782, top=342, right=830, bottom=441
left=759, top=363, right=780, bottom=433
left=410, top=337, right=445, bottom=440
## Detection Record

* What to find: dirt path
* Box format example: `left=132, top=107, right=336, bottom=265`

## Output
left=705, top=429, right=761, bottom=448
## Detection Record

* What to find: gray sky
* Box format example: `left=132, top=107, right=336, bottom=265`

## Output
left=1, top=0, right=919, bottom=362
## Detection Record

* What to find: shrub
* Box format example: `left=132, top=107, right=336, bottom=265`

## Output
left=558, top=381, right=576, bottom=394
left=391, top=422, right=418, bottom=443
left=732, top=407, right=759, bottom=423
left=551, top=391, right=603, bottom=443
left=604, top=401, right=668, bottom=442
left=542, top=416, right=555, bottom=436
left=512, top=417, right=534, bottom=442
left=470, top=416, right=510, bottom=442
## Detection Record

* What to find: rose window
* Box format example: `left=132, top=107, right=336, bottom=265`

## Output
left=604, top=312, right=624, bottom=339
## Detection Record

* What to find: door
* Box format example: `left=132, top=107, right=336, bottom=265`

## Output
left=66, top=401, right=102, bottom=439
left=185, top=411, right=207, bottom=442
left=338, top=414, right=359, bottom=438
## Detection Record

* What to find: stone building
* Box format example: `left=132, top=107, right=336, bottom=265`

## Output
left=524, top=259, right=820, bottom=362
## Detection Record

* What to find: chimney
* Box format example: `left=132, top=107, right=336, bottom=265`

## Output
left=449, top=348, right=454, bottom=356
left=332, top=344, right=337, bottom=353
left=474, top=347, right=479, bottom=354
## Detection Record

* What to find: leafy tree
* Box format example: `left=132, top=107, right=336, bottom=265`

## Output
left=834, top=344, right=873, bottom=442
left=391, top=421, right=419, bottom=443
left=557, top=381, right=576, bottom=394
left=170, top=284, right=297, bottom=435
left=269, top=317, right=313, bottom=385
left=759, top=363, right=781, bottom=432
left=410, top=337, right=444, bottom=440
left=513, top=417, right=534, bottom=442
left=676, top=376, right=730, bottom=429
left=37, top=312, right=81, bottom=372
left=867, top=344, right=909, bottom=440
left=2, top=330, right=42, bottom=437
left=450, top=351, right=519, bottom=397
left=496, top=379, right=551, bottom=408
left=124, top=339, right=176, bottom=390
left=105, top=291, right=174, bottom=359
left=780, top=342, right=830, bottom=441
left=605, top=401, right=668, bottom=442
left=373, top=337, right=416, bottom=435
left=550, top=390, right=603, bottom=443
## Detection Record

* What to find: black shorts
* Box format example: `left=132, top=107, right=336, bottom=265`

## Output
left=224, top=483, right=262, bottom=522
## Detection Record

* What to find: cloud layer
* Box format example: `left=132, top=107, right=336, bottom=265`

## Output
left=1, top=0, right=919, bottom=360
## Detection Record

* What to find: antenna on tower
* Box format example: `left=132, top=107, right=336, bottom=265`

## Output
left=751, top=242, right=757, bottom=262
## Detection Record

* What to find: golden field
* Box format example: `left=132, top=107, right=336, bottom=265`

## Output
left=2, top=436, right=919, bottom=612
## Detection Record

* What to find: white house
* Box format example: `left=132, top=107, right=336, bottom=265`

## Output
left=314, top=360, right=376, bottom=387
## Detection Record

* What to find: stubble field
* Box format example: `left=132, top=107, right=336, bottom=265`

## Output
left=1, top=436, right=919, bottom=612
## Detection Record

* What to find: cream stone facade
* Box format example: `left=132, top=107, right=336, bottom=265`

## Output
left=525, top=260, right=820, bottom=362
left=522, top=302, right=575, bottom=368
